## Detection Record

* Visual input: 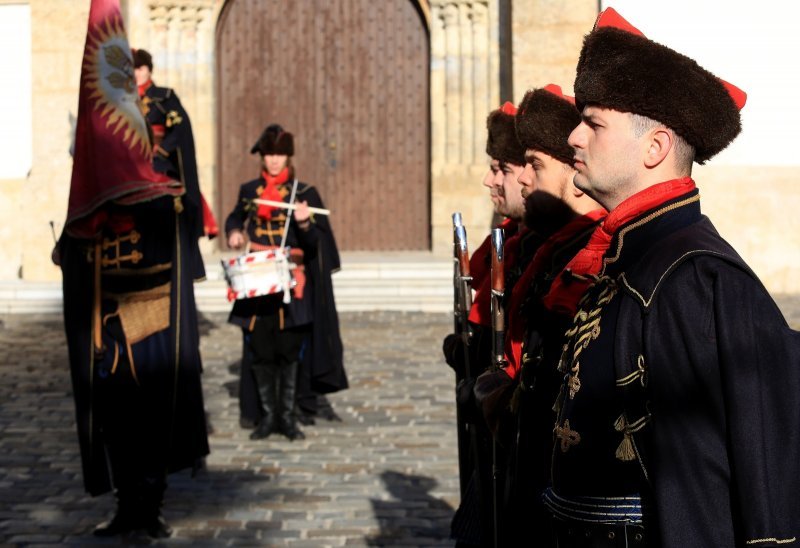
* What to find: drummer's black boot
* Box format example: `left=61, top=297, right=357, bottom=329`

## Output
left=278, top=361, right=305, bottom=441
left=250, top=365, right=277, bottom=440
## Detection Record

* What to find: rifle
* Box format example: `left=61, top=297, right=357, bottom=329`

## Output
left=490, top=228, right=507, bottom=372
left=489, top=227, right=506, bottom=548
left=454, top=223, right=473, bottom=355
left=452, top=212, right=465, bottom=333
left=452, top=213, right=474, bottom=497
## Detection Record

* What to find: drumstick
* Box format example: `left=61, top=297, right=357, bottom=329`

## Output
left=252, top=199, right=330, bottom=216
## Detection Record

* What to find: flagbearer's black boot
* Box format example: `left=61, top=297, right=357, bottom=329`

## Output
left=139, top=476, right=171, bottom=539
left=278, top=361, right=305, bottom=441
left=250, top=365, right=277, bottom=440
left=93, top=487, right=139, bottom=537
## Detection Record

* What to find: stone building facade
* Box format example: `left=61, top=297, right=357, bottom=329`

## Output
left=4, top=0, right=800, bottom=293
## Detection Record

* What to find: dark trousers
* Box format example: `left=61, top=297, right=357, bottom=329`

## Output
left=96, top=318, right=170, bottom=514
left=247, top=316, right=307, bottom=424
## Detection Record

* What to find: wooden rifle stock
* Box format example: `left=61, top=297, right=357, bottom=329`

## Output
left=452, top=212, right=464, bottom=332
left=490, top=228, right=506, bottom=370
left=454, top=224, right=473, bottom=372
left=451, top=214, right=475, bottom=500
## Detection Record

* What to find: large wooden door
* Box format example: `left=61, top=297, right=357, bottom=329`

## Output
left=216, top=0, right=430, bottom=250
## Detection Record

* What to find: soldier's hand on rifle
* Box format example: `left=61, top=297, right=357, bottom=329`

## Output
left=228, top=229, right=245, bottom=250
left=442, top=333, right=466, bottom=376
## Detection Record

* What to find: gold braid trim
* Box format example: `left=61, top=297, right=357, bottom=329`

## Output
left=746, top=538, right=796, bottom=545
left=601, top=194, right=701, bottom=272
left=555, top=278, right=617, bottom=405
left=616, top=354, right=647, bottom=387
left=614, top=413, right=650, bottom=461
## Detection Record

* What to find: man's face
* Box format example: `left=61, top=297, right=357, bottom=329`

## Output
left=498, top=161, right=525, bottom=221
left=134, top=65, right=151, bottom=87
left=263, top=154, right=289, bottom=176
left=482, top=158, right=504, bottom=212
left=518, top=149, right=571, bottom=201
left=568, top=106, right=641, bottom=210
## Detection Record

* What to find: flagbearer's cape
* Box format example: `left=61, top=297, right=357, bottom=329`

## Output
left=60, top=0, right=209, bottom=497
left=65, top=0, right=184, bottom=238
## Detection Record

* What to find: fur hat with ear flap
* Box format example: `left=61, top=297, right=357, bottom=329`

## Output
left=486, top=102, right=526, bottom=166
left=250, top=124, right=294, bottom=156
left=574, top=7, right=747, bottom=164
left=131, top=48, right=153, bottom=71
left=515, top=84, right=581, bottom=166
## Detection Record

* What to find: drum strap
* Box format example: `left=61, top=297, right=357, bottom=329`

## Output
left=279, top=179, right=299, bottom=249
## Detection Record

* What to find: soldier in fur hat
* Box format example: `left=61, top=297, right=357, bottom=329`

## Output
left=444, top=102, right=544, bottom=547
left=544, top=8, right=800, bottom=547
left=132, top=48, right=217, bottom=244
left=486, top=84, right=608, bottom=543
left=225, top=124, right=346, bottom=442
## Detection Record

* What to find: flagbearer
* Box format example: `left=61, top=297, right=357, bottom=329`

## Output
left=59, top=1, right=208, bottom=539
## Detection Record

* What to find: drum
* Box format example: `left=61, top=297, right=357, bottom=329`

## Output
left=222, top=248, right=296, bottom=302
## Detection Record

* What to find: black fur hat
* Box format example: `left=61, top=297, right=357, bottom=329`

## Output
left=250, top=124, right=294, bottom=156
left=574, top=8, right=746, bottom=164
left=486, top=102, right=526, bottom=166
left=515, top=84, right=581, bottom=166
left=132, top=48, right=152, bottom=71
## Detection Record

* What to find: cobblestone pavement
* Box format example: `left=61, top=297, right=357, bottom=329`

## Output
left=0, top=311, right=459, bottom=547
left=3, top=297, right=800, bottom=548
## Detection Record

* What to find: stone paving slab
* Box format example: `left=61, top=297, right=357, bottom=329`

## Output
left=2, top=296, right=800, bottom=547
left=0, top=311, right=460, bottom=547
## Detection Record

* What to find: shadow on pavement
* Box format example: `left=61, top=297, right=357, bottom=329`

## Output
left=366, top=470, right=454, bottom=546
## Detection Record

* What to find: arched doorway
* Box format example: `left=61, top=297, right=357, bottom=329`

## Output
left=216, top=0, right=430, bottom=251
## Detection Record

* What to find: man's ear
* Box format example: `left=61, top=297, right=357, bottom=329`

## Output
left=565, top=167, right=583, bottom=197
left=644, top=128, right=673, bottom=168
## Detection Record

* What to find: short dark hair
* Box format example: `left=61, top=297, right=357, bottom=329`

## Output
left=630, top=113, right=695, bottom=175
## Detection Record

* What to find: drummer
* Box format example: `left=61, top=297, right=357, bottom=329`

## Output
left=225, top=124, right=346, bottom=441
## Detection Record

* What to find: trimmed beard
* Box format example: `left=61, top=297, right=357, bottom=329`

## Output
left=523, top=190, right=577, bottom=238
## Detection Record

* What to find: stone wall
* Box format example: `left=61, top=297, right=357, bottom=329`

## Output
left=19, top=0, right=89, bottom=282
left=511, top=0, right=596, bottom=98
left=6, top=0, right=800, bottom=295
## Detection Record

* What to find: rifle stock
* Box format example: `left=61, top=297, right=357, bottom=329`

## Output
left=454, top=224, right=473, bottom=372
left=490, top=228, right=506, bottom=370
left=451, top=213, right=475, bottom=500
left=452, top=213, right=463, bottom=333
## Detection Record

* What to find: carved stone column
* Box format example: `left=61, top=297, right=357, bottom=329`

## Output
left=429, top=0, right=500, bottom=254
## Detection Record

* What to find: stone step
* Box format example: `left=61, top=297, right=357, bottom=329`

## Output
left=0, top=252, right=455, bottom=314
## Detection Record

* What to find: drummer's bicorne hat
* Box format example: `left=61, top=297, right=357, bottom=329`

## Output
left=515, top=84, right=581, bottom=166
left=131, top=48, right=153, bottom=71
left=574, top=7, right=747, bottom=163
left=486, top=102, right=526, bottom=166
left=251, top=124, right=294, bottom=156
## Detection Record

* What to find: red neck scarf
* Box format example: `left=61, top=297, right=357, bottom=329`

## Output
left=544, top=177, right=696, bottom=316
left=257, top=167, right=291, bottom=219
left=138, top=79, right=153, bottom=98
left=503, top=209, right=607, bottom=378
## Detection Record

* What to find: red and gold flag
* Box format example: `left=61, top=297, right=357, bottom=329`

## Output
left=66, top=0, right=182, bottom=238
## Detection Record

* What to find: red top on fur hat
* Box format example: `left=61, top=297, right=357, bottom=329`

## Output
left=594, top=8, right=746, bottom=110
left=542, top=84, right=576, bottom=106
left=594, top=7, right=644, bottom=36
left=575, top=8, right=746, bottom=162
left=500, top=101, right=517, bottom=116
